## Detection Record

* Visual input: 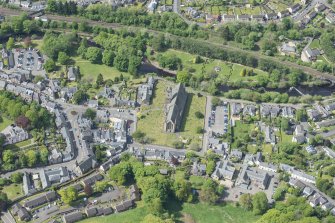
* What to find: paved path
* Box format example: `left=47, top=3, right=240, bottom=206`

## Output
left=1, top=211, right=15, bottom=223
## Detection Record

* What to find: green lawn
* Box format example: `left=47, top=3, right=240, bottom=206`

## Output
left=4, top=139, right=34, bottom=150
left=2, top=184, right=23, bottom=201
left=79, top=202, right=258, bottom=223
left=0, top=116, right=12, bottom=131
left=181, top=203, right=259, bottom=223
left=154, top=49, right=268, bottom=85
left=73, top=57, right=131, bottom=82
left=137, top=80, right=205, bottom=147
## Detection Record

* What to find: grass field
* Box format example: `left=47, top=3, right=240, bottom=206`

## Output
left=2, top=184, right=23, bottom=201
left=0, top=116, right=12, bottom=131
left=181, top=203, right=259, bottom=223
left=73, top=57, right=130, bottom=82
left=79, top=202, right=258, bottom=223
left=137, top=80, right=205, bottom=147
left=154, top=49, right=268, bottom=84
left=4, top=139, right=34, bottom=150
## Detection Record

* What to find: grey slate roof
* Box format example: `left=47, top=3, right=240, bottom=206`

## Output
left=164, top=83, right=188, bottom=132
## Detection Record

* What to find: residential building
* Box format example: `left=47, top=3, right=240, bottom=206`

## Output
left=325, top=11, right=335, bottom=24
left=289, top=178, right=306, bottom=190
left=237, top=14, right=250, bottom=21
left=12, top=203, right=30, bottom=221
left=137, top=76, right=155, bottom=105
left=0, top=125, right=29, bottom=145
left=306, top=109, right=322, bottom=121
left=74, top=157, right=97, bottom=176
left=258, top=162, right=278, bottom=173
left=39, top=167, right=70, bottom=189
left=291, top=169, right=316, bottom=184
left=303, top=186, right=314, bottom=197
left=292, top=124, right=306, bottom=144
left=67, top=67, right=78, bottom=81
left=279, top=42, right=297, bottom=56
left=230, top=149, right=243, bottom=161
left=305, top=145, right=317, bottom=154
left=48, top=149, right=63, bottom=164
left=278, top=10, right=290, bottom=18
left=243, top=104, right=257, bottom=116
left=192, top=162, right=207, bottom=176
left=236, top=165, right=270, bottom=190
left=24, top=191, right=57, bottom=210
left=164, top=84, right=188, bottom=132
left=301, top=48, right=320, bottom=62
left=115, top=199, right=134, bottom=212
left=62, top=211, right=83, bottom=223
left=231, top=103, right=242, bottom=118
left=315, top=119, right=335, bottom=128
left=222, top=14, right=236, bottom=22
left=315, top=3, right=326, bottom=12
left=288, top=4, right=301, bottom=14
left=322, top=147, right=335, bottom=158
left=211, top=160, right=236, bottom=181
left=265, top=13, right=277, bottom=20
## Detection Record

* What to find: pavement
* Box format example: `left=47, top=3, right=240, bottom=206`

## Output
left=1, top=211, right=16, bottom=223
left=202, top=96, right=212, bottom=153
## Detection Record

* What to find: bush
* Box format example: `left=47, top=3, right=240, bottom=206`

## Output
left=195, top=111, right=204, bottom=119
left=173, top=141, right=184, bottom=149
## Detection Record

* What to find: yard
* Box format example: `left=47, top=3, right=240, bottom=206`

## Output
left=137, top=80, right=205, bottom=147
left=0, top=116, right=12, bottom=131
left=2, top=183, right=23, bottom=201
left=73, top=57, right=131, bottom=83
left=4, top=139, right=35, bottom=150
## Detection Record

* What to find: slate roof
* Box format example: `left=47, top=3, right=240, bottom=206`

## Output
left=164, top=83, right=188, bottom=132
left=62, top=211, right=83, bottom=223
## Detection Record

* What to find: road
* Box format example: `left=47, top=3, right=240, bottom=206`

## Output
left=0, top=7, right=332, bottom=82
left=202, top=96, right=212, bottom=153
left=295, top=0, right=335, bottom=21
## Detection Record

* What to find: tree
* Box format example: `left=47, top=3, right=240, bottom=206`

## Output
left=211, top=97, right=221, bottom=107
left=6, top=37, right=15, bottom=50
left=26, top=150, right=38, bottom=167
left=240, top=68, right=247, bottom=77
left=176, top=71, right=189, bottom=84
left=240, top=193, right=253, bottom=210
left=151, top=34, right=166, bottom=52
left=195, top=111, right=204, bottom=119
left=199, top=179, right=222, bottom=204
left=72, top=90, right=88, bottom=104
left=102, top=50, right=115, bottom=66
left=24, top=36, right=32, bottom=48
left=10, top=172, right=23, bottom=183
left=83, top=108, right=96, bottom=120
left=95, top=181, right=109, bottom=193
left=85, top=47, right=102, bottom=64
left=96, top=73, right=104, bottom=86
left=296, top=109, right=307, bottom=122
left=206, top=160, right=215, bottom=175
left=59, top=186, right=78, bottom=204
left=58, top=51, right=70, bottom=65
left=173, top=178, right=193, bottom=202
left=0, top=192, right=8, bottom=211
left=280, top=118, right=290, bottom=132
left=44, top=59, right=56, bottom=72
left=109, top=162, right=133, bottom=185
left=77, top=38, right=88, bottom=58
left=252, top=192, right=268, bottom=215
left=84, top=185, right=93, bottom=196
left=189, top=143, right=201, bottom=152
left=15, top=115, right=30, bottom=129
left=132, top=130, right=146, bottom=141
left=39, top=146, right=49, bottom=165
left=2, top=150, right=15, bottom=164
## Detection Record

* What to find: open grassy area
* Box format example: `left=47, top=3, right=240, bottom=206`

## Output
left=72, top=57, right=131, bottom=83
left=80, top=201, right=258, bottom=223
left=4, top=139, right=34, bottom=150
left=153, top=49, right=268, bottom=84
left=0, top=116, right=12, bottom=131
left=2, top=184, right=23, bottom=201
left=181, top=203, right=259, bottom=223
left=232, top=120, right=255, bottom=148
left=137, top=80, right=205, bottom=147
